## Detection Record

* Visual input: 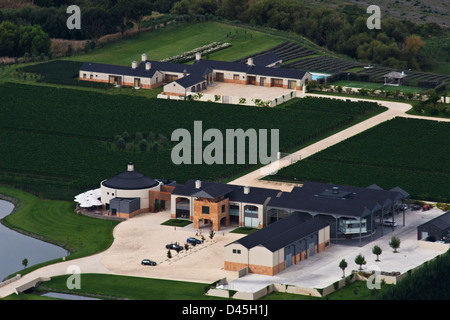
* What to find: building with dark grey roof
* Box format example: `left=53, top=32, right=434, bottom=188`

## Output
left=224, top=214, right=330, bottom=275
left=170, top=179, right=409, bottom=243
left=418, top=211, right=450, bottom=242
left=79, top=52, right=311, bottom=97
left=100, top=162, right=162, bottom=218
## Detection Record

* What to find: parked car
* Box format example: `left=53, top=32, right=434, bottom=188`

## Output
left=166, top=243, right=183, bottom=251
left=383, top=220, right=397, bottom=227
left=187, top=237, right=201, bottom=244
left=141, top=259, right=156, bottom=266
left=411, top=204, right=422, bottom=211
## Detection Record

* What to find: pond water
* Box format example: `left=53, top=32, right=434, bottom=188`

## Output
left=0, top=200, right=68, bottom=281
left=40, top=292, right=101, bottom=300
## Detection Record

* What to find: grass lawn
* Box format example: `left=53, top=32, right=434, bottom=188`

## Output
left=28, top=273, right=224, bottom=300
left=161, top=219, right=193, bottom=227
left=331, top=80, right=425, bottom=94
left=230, top=227, right=259, bottom=235
left=0, top=186, right=119, bottom=276
left=66, top=21, right=285, bottom=65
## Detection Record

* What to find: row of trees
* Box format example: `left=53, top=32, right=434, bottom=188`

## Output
left=338, top=236, right=401, bottom=278
left=0, top=21, right=50, bottom=57
left=111, top=131, right=171, bottom=153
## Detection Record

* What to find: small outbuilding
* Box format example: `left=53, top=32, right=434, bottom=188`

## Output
left=417, top=211, right=450, bottom=242
left=383, top=71, right=407, bottom=86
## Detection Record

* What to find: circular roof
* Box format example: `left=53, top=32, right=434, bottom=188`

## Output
left=102, top=169, right=158, bottom=190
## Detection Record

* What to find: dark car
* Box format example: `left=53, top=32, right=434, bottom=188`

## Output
left=166, top=243, right=183, bottom=251
left=141, top=259, right=156, bottom=266
left=411, top=204, right=422, bottom=211
left=187, top=237, right=202, bottom=244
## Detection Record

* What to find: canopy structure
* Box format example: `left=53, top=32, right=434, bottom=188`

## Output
left=75, top=188, right=102, bottom=208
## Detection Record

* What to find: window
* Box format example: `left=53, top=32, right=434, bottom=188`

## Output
left=83, top=74, right=86, bottom=79
left=202, top=206, right=210, bottom=214
left=233, top=74, right=239, bottom=81
left=90, top=74, right=93, bottom=79
left=222, top=205, right=226, bottom=213
left=232, top=249, right=241, bottom=254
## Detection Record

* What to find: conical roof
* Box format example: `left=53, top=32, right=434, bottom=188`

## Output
left=102, top=162, right=158, bottom=190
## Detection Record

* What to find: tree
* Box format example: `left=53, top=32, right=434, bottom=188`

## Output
left=0, top=21, right=18, bottom=57
left=372, top=245, right=382, bottom=261
left=339, top=259, right=348, bottom=278
left=139, top=139, right=148, bottom=152
left=167, top=250, right=172, bottom=259
left=116, top=138, right=126, bottom=151
left=22, top=258, right=28, bottom=269
left=355, top=254, right=366, bottom=270
left=389, top=236, right=401, bottom=253
left=209, top=230, right=215, bottom=239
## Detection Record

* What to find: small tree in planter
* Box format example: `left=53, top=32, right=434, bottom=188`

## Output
left=167, top=250, right=172, bottom=259
left=372, top=245, right=382, bottom=261
left=389, top=236, right=401, bottom=253
left=209, top=230, right=215, bottom=240
left=355, top=254, right=366, bottom=270
left=339, top=259, right=348, bottom=278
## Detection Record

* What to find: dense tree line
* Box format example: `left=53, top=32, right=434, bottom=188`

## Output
left=1, top=0, right=445, bottom=71
left=0, top=20, right=50, bottom=57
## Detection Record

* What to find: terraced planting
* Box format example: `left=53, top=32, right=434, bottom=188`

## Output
left=234, top=41, right=316, bottom=64
left=0, top=83, right=384, bottom=200
left=285, top=55, right=363, bottom=73
left=268, top=117, right=450, bottom=203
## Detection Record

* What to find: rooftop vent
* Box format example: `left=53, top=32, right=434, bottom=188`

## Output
left=332, top=186, right=339, bottom=194
left=195, top=180, right=202, bottom=189
left=195, top=52, right=201, bottom=61
left=132, top=61, right=137, bottom=69
left=141, top=53, right=147, bottom=62
left=127, top=162, right=135, bottom=172
left=247, top=57, right=254, bottom=66
left=145, top=62, right=151, bottom=70
left=244, top=186, right=250, bottom=194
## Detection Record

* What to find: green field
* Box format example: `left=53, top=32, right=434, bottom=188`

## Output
left=0, top=186, right=118, bottom=276
left=0, top=83, right=384, bottom=200
left=3, top=273, right=223, bottom=300
left=67, top=21, right=285, bottom=65
left=268, top=117, right=450, bottom=202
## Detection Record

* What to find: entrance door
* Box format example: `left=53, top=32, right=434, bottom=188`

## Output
left=134, top=78, right=141, bottom=87
left=248, top=76, right=256, bottom=85
left=288, top=80, right=296, bottom=89
left=216, top=73, right=224, bottom=82
left=286, top=253, right=292, bottom=268
left=308, top=242, right=315, bottom=257
left=260, top=77, right=266, bottom=86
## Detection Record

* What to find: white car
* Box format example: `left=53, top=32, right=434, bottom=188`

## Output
left=383, top=221, right=397, bottom=227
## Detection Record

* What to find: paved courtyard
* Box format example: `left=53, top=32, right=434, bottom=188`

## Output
left=205, top=82, right=295, bottom=101
left=223, top=207, right=446, bottom=293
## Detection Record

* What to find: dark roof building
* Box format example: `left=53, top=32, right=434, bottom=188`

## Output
left=102, top=162, right=159, bottom=190
left=418, top=211, right=450, bottom=242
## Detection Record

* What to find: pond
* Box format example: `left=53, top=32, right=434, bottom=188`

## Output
left=40, top=292, right=101, bottom=300
left=0, top=200, right=68, bottom=282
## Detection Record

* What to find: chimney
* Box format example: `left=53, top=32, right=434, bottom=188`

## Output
left=244, top=186, right=250, bottom=194
left=195, top=180, right=202, bottom=189
left=141, top=53, right=147, bottom=62
left=183, top=69, right=188, bottom=77
left=195, top=52, right=201, bottom=61
left=247, top=57, right=254, bottom=66
left=132, top=61, right=137, bottom=69
left=127, top=162, right=135, bottom=172
left=145, top=62, right=151, bottom=71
